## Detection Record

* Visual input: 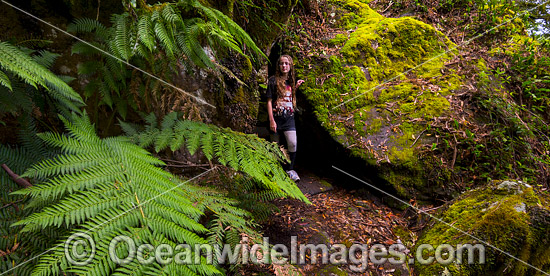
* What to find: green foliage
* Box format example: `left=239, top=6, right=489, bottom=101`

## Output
left=427, top=57, right=550, bottom=187
left=291, top=1, right=461, bottom=198
left=0, top=40, right=87, bottom=275
left=231, top=0, right=288, bottom=48
left=67, top=1, right=266, bottom=125
left=0, top=41, right=84, bottom=120
left=4, top=112, right=286, bottom=275
left=506, top=37, right=550, bottom=116
left=0, top=116, right=60, bottom=275
left=120, top=112, right=308, bottom=203
left=416, top=180, right=550, bottom=275
left=388, top=0, right=527, bottom=40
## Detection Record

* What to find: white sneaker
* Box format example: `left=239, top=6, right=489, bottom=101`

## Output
left=286, top=170, right=300, bottom=182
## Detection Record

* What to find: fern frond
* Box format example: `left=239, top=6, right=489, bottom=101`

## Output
left=154, top=20, right=176, bottom=58
left=67, top=18, right=109, bottom=40
left=190, top=1, right=266, bottom=63
left=32, top=50, right=60, bottom=68
left=59, top=112, right=100, bottom=144
left=137, top=14, right=156, bottom=51
left=200, top=130, right=214, bottom=160
left=0, top=83, right=34, bottom=116
left=112, top=13, right=131, bottom=61
left=185, top=124, right=205, bottom=155
left=147, top=214, right=207, bottom=246
left=0, top=70, right=11, bottom=90
left=161, top=4, right=181, bottom=24
left=22, top=152, right=116, bottom=179
left=16, top=164, right=123, bottom=201
left=182, top=20, right=215, bottom=68
left=104, top=66, right=120, bottom=96
left=118, top=120, right=140, bottom=137
left=0, top=41, right=84, bottom=113
left=71, top=40, right=106, bottom=56
left=208, top=27, right=244, bottom=57
left=38, top=132, right=104, bottom=155
left=18, top=117, right=48, bottom=160
left=124, top=112, right=308, bottom=203
left=144, top=201, right=207, bottom=233
left=14, top=189, right=131, bottom=232
left=144, top=112, right=158, bottom=130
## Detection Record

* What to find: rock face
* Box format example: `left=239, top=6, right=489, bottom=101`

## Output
left=415, top=180, right=550, bottom=275
left=292, top=0, right=462, bottom=198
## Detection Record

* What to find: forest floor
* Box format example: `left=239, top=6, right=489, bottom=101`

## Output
left=238, top=169, right=436, bottom=276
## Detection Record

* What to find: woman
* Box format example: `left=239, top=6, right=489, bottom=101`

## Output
left=266, top=55, right=304, bottom=182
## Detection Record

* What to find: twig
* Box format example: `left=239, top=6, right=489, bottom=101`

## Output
left=165, top=163, right=211, bottom=168
left=450, top=134, right=458, bottom=170
left=1, top=201, right=23, bottom=212
left=410, top=129, right=427, bottom=148
left=381, top=0, right=393, bottom=13
left=96, top=0, right=100, bottom=21
left=1, top=164, right=32, bottom=188
left=421, top=205, right=445, bottom=213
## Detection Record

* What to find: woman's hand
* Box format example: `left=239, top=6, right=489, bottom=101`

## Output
left=269, top=120, right=277, bottom=132
left=297, top=79, right=305, bottom=87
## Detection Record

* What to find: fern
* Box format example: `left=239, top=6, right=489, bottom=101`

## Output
left=66, top=2, right=267, bottom=127
left=113, top=13, right=131, bottom=61
left=69, top=2, right=265, bottom=68
left=66, top=18, right=109, bottom=39
left=121, top=112, right=308, bottom=203
left=0, top=70, right=11, bottom=90
left=0, top=41, right=85, bottom=116
left=5, top=112, right=289, bottom=275
left=0, top=116, right=60, bottom=276
left=137, top=15, right=155, bottom=51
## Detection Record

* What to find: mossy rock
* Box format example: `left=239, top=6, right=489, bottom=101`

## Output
left=414, top=180, right=550, bottom=275
left=294, top=0, right=462, bottom=198
left=316, top=265, right=348, bottom=276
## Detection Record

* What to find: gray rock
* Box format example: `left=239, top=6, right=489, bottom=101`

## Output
left=514, top=202, right=527, bottom=213
left=497, top=180, right=532, bottom=194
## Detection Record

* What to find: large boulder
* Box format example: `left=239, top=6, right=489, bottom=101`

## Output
left=415, top=180, right=550, bottom=275
left=293, top=0, right=461, bottom=198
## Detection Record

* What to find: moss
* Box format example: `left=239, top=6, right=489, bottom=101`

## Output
left=393, top=225, right=414, bottom=247
left=489, top=34, right=540, bottom=57
left=340, top=14, right=456, bottom=83
left=295, top=0, right=463, bottom=198
left=241, top=56, right=253, bottom=80
left=317, top=265, right=348, bottom=276
left=476, top=58, right=487, bottom=71
left=415, top=180, right=550, bottom=275
left=360, top=116, right=382, bottom=134
left=329, top=33, right=348, bottom=47
left=331, top=0, right=383, bottom=30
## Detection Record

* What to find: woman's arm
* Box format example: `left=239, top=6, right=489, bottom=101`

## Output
left=267, top=99, right=277, bottom=132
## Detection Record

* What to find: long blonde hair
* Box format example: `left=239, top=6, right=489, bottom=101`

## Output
left=274, top=55, right=296, bottom=108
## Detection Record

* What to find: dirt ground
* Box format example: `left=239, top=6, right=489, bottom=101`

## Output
left=238, top=171, right=423, bottom=276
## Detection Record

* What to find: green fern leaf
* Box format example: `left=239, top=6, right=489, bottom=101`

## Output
left=67, top=18, right=109, bottom=39
left=154, top=20, right=175, bottom=58
left=137, top=14, right=155, bottom=51
left=112, top=14, right=131, bottom=61
left=0, top=70, right=11, bottom=90
left=0, top=41, right=84, bottom=113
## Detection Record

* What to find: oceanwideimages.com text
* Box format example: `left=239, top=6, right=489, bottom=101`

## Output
left=65, top=233, right=485, bottom=272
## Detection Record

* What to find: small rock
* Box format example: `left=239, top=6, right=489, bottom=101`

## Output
left=514, top=202, right=526, bottom=213
left=59, top=65, right=71, bottom=74
left=497, top=180, right=531, bottom=194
